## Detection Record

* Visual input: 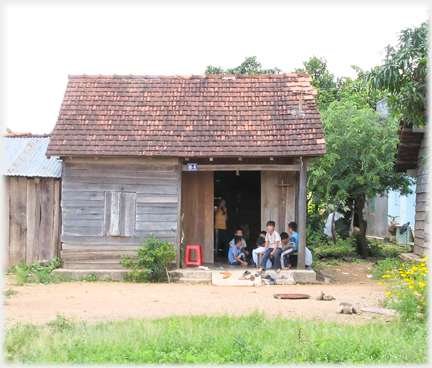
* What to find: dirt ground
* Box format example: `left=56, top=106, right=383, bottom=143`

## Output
left=3, top=262, right=391, bottom=326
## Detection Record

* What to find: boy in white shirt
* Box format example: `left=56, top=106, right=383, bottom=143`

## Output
left=252, top=236, right=272, bottom=268
left=257, top=221, right=282, bottom=274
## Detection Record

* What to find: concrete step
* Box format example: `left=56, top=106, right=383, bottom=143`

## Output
left=169, top=270, right=212, bottom=280
left=173, top=278, right=211, bottom=284
left=63, top=261, right=127, bottom=270
left=52, top=269, right=126, bottom=281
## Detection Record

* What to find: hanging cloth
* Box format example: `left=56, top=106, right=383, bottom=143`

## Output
left=324, top=212, right=340, bottom=237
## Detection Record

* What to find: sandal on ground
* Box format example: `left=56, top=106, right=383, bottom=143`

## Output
left=243, top=270, right=251, bottom=276
left=250, top=275, right=255, bottom=281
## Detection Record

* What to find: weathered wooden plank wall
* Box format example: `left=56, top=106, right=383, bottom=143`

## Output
left=60, top=158, right=181, bottom=269
left=414, top=127, right=429, bottom=256
left=261, top=171, right=297, bottom=234
left=6, top=177, right=61, bottom=267
left=4, top=178, right=10, bottom=270
left=181, top=171, right=214, bottom=263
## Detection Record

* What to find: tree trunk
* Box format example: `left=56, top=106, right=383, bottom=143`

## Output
left=331, top=208, right=337, bottom=246
left=349, top=200, right=355, bottom=245
left=355, top=196, right=368, bottom=258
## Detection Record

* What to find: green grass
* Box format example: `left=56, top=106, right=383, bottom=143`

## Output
left=4, top=312, right=428, bottom=364
left=7, top=258, right=105, bottom=285
left=4, top=289, right=18, bottom=298
left=372, top=257, right=404, bottom=279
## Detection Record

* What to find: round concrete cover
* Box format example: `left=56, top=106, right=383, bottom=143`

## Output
left=273, top=293, right=310, bottom=299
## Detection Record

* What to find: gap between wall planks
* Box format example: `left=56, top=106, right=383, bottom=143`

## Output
left=7, top=177, right=61, bottom=267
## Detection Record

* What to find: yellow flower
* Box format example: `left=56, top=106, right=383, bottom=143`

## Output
left=423, top=303, right=427, bottom=305
left=419, top=282, right=426, bottom=288
left=397, top=292, right=401, bottom=295
left=404, top=278, right=410, bottom=282
left=412, top=267, right=418, bottom=271
left=378, top=282, right=383, bottom=285
left=401, top=274, right=406, bottom=277
left=409, top=286, right=414, bottom=289
left=402, top=264, right=405, bottom=266
left=386, top=291, right=392, bottom=295
left=386, top=270, right=390, bottom=273
left=423, top=257, right=428, bottom=261
left=420, top=263, right=425, bottom=267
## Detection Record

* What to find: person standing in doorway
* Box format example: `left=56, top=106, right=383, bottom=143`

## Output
left=214, top=199, right=229, bottom=258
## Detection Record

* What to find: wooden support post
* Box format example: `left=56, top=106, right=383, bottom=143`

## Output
left=297, top=157, right=308, bottom=270
left=176, top=162, right=182, bottom=269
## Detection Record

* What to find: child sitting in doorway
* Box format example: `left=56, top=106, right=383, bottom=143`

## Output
left=228, top=236, right=249, bottom=266
left=257, top=221, right=282, bottom=273
left=280, top=222, right=299, bottom=270
left=252, top=236, right=272, bottom=268
left=229, top=228, right=249, bottom=256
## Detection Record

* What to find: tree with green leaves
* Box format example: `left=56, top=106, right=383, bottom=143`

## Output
left=308, top=100, right=414, bottom=258
left=369, top=21, right=428, bottom=128
left=296, top=56, right=386, bottom=111
left=205, top=56, right=281, bottom=75
left=294, top=56, right=338, bottom=110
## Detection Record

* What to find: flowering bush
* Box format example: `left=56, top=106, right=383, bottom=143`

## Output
left=378, top=256, right=428, bottom=323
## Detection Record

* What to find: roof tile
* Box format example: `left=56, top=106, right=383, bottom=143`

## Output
left=47, top=74, right=326, bottom=157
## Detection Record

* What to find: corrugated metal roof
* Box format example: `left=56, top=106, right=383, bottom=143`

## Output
left=3, top=137, right=62, bottom=178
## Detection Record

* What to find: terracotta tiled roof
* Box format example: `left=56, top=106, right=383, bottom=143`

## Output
left=47, top=74, right=326, bottom=157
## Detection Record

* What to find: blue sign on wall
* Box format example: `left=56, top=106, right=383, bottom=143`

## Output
left=187, top=163, right=198, bottom=171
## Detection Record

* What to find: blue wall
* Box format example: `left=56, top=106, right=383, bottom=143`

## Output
left=387, top=184, right=416, bottom=226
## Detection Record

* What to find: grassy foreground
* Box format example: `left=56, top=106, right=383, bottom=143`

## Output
left=5, top=312, right=428, bottom=364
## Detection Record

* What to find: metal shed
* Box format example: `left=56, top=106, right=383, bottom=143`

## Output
left=3, top=134, right=62, bottom=268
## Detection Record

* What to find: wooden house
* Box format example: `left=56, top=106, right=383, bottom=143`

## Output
left=4, top=134, right=62, bottom=269
left=394, top=117, right=429, bottom=255
left=46, top=74, right=326, bottom=271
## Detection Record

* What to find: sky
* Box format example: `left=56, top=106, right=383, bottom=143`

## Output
left=1, top=1, right=430, bottom=135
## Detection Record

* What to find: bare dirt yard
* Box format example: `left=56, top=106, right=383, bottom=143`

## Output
left=4, top=262, right=390, bottom=326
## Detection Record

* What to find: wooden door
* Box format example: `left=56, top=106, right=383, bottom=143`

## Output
left=181, top=171, right=214, bottom=263
left=261, top=171, right=297, bottom=234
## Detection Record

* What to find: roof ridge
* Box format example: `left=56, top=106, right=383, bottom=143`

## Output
left=68, top=72, right=310, bottom=80
left=3, top=133, right=51, bottom=138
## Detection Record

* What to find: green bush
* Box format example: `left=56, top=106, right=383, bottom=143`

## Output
left=7, top=258, right=61, bottom=285
left=7, top=258, right=100, bottom=285
left=306, top=223, right=328, bottom=247
left=377, top=256, right=428, bottom=323
left=311, top=237, right=355, bottom=259
left=372, top=257, right=404, bottom=279
left=120, top=235, right=176, bottom=283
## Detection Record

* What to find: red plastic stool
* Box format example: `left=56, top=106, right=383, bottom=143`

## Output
left=185, top=244, right=203, bottom=267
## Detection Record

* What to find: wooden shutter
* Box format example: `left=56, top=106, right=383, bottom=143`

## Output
left=104, top=191, right=136, bottom=237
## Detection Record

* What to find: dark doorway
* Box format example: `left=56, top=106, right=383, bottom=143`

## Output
left=214, top=171, right=261, bottom=257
